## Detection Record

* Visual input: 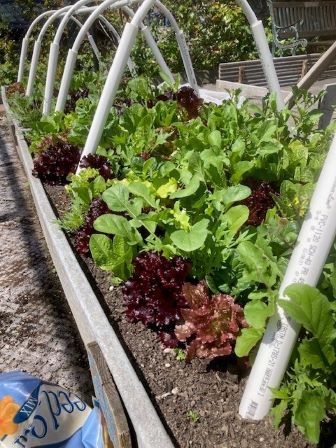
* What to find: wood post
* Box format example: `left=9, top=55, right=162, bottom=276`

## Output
left=88, top=342, right=132, bottom=448
left=285, top=41, right=336, bottom=107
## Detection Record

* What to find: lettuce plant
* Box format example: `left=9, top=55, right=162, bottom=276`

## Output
left=32, top=142, right=81, bottom=185
left=122, top=251, right=191, bottom=347
left=175, top=281, right=247, bottom=361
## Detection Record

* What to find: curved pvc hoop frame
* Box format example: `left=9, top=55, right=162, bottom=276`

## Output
left=236, top=0, right=284, bottom=110
left=55, top=0, right=135, bottom=113
left=18, top=10, right=56, bottom=83
left=43, top=0, right=127, bottom=116
left=45, top=0, right=201, bottom=116
left=55, top=0, right=176, bottom=113
left=25, top=5, right=98, bottom=97
left=24, top=7, right=127, bottom=99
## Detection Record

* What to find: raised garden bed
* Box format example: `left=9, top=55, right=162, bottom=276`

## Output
left=3, top=77, right=336, bottom=448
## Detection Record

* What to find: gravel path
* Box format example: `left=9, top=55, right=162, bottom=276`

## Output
left=0, top=110, right=93, bottom=403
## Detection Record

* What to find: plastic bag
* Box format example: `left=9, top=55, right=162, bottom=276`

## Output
left=0, top=371, right=107, bottom=447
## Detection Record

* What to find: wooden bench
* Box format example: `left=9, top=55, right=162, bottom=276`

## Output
left=269, top=1, right=336, bottom=55
left=218, top=53, right=336, bottom=87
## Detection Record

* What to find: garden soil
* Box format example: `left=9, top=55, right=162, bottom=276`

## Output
left=45, top=182, right=336, bottom=448
left=0, top=111, right=93, bottom=403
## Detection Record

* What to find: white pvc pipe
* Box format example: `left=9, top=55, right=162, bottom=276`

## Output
left=78, top=0, right=156, bottom=167
left=43, top=42, right=60, bottom=115
left=56, top=50, right=79, bottom=113
left=88, top=34, right=101, bottom=62
left=18, top=38, right=29, bottom=83
left=239, top=133, right=336, bottom=419
left=235, top=0, right=283, bottom=110
left=53, top=0, right=198, bottom=116
left=155, top=0, right=198, bottom=91
left=78, top=22, right=140, bottom=164
left=123, top=5, right=174, bottom=83
left=55, top=14, right=126, bottom=114
left=71, top=16, right=101, bottom=64
left=139, top=26, right=174, bottom=82
left=23, top=10, right=100, bottom=75
left=26, top=40, right=42, bottom=96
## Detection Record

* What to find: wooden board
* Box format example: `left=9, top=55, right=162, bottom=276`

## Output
left=87, top=342, right=132, bottom=448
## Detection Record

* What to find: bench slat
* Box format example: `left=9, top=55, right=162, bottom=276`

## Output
left=271, top=0, right=336, bottom=42
left=219, top=53, right=336, bottom=87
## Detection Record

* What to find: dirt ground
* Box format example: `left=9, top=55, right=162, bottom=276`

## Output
left=0, top=111, right=93, bottom=403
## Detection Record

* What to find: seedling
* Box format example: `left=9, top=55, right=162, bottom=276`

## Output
left=187, top=410, right=200, bottom=424
left=173, top=348, right=186, bottom=361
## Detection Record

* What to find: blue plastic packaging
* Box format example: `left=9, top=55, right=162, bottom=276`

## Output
left=0, top=372, right=104, bottom=448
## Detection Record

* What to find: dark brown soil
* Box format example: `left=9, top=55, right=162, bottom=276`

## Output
left=44, top=183, right=333, bottom=448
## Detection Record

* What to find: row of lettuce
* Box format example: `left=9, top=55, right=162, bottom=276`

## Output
left=7, top=74, right=336, bottom=443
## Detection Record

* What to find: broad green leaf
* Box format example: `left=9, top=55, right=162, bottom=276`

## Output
left=294, top=390, right=326, bottom=444
left=208, top=130, right=222, bottom=148
left=111, top=235, right=133, bottom=279
left=129, top=197, right=144, bottom=217
left=89, top=234, right=133, bottom=279
left=222, top=205, right=249, bottom=237
left=281, top=284, right=336, bottom=344
left=157, top=178, right=178, bottom=198
left=231, top=161, right=254, bottom=184
left=92, top=175, right=106, bottom=196
left=222, top=185, right=251, bottom=208
left=270, top=388, right=290, bottom=400
left=94, top=214, right=141, bottom=244
left=170, top=219, right=209, bottom=252
left=128, top=182, right=157, bottom=208
left=230, top=137, right=245, bottom=163
left=103, top=184, right=129, bottom=212
left=170, top=175, right=201, bottom=199
left=103, top=184, right=143, bottom=217
left=130, top=218, right=157, bottom=234
left=89, top=234, right=115, bottom=271
left=235, top=327, right=264, bottom=357
left=298, top=338, right=329, bottom=369
left=76, top=186, right=92, bottom=205
left=271, top=399, right=288, bottom=428
left=244, top=301, right=274, bottom=329
left=172, top=202, right=190, bottom=230
left=237, top=241, right=278, bottom=288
